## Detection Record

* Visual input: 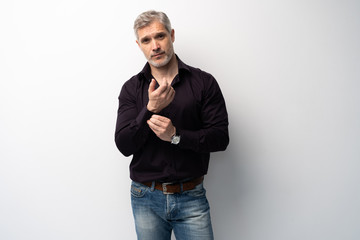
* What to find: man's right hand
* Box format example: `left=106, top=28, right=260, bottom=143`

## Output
left=147, top=78, right=175, bottom=113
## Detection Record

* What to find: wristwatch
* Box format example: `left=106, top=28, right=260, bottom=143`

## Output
left=171, top=133, right=181, bottom=145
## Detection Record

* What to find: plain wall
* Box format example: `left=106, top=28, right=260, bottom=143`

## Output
left=1, top=0, right=359, bottom=239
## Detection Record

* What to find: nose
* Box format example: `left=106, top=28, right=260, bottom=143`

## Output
left=151, top=40, right=160, bottom=51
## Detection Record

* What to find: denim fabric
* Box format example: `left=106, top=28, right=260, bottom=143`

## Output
left=131, top=181, right=214, bottom=240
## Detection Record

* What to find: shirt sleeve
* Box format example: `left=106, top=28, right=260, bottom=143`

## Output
left=178, top=74, right=229, bottom=153
left=114, top=80, right=153, bottom=157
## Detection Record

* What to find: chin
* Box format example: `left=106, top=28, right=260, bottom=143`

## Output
left=149, top=56, right=171, bottom=68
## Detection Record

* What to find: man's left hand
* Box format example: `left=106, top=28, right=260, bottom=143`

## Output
left=147, top=115, right=176, bottom=142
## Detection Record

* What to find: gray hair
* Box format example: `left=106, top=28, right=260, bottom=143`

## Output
left=134, top=10, right=172, bottom=40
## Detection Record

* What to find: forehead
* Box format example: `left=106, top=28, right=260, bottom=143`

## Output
left=137, top=21, right=168, bottom=39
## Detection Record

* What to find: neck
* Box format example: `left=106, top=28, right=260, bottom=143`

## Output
left=150, top=54, right=178, bottom=84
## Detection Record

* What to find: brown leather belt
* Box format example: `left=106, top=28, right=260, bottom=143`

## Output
left=142, top=176, right=204, bottom=194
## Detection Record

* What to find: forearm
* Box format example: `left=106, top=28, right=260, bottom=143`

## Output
left=178, top=125, right=229, bottom=153
left=115, top=106, right=153, bottom=156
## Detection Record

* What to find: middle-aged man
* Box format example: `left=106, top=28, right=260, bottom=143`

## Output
left=115, top=10, right=229, bottom=240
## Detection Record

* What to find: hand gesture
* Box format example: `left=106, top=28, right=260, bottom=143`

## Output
left=147, top=78, right=175, bottom=113
left=147, top=115, right=176, bottom=142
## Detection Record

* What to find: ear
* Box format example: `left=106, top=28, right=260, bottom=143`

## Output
left=136, top=40, right=140, bottom=47
left=171, top=29, right=175, bottom=43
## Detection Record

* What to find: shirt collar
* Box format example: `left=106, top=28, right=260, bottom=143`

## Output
left=139, top=54, right=190, bottom=82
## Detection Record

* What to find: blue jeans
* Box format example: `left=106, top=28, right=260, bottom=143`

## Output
left=131, top=181, right=214, bottom=240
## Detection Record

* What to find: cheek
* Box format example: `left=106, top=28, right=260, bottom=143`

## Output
left=140, top=47, right=150, bottom=55
left=165, top=42, right=173, bottom=51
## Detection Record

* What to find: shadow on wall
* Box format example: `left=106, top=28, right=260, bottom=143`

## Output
left=205, top=126, right=252, bottom=239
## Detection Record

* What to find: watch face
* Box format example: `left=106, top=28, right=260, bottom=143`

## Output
left=171, top=135, right=180, bottom=144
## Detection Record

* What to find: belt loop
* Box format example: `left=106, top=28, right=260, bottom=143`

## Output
left=180, top=182, right=184, bottom=193
left=150, top=181, right=155, bottom=192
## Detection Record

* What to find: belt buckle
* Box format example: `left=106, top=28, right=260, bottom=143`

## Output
left=162, top=182, right=174, bottom=195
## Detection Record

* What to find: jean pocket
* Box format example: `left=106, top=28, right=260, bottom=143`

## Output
left=184, top=183, right=206, bottom=197
left=131, top=182, right=148, bottom=198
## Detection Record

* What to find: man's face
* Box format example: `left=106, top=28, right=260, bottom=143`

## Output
left=136, top=21, right=175, bottom=68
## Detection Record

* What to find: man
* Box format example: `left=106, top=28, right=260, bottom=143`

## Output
left=115, top=10, right=229, bottom=240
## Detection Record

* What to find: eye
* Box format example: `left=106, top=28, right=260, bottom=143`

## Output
left=141, top=38, right=150, bottom=44
left=156, top=33, right=165, bottom=40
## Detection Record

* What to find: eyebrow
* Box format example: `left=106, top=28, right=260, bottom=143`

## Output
left=139, top=31, right=167, bottom=42
left=155, top=32, right=166, bottom=37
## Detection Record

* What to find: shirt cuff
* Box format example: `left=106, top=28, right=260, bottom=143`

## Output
left=178, top=129, right=199, bottom=152
left=135, top=107, right=154, bottom=127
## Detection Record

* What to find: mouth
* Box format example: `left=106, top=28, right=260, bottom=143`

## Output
left=151, top=52, right=165, bottom=58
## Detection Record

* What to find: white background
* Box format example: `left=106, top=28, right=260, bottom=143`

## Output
left=1, top=0, right=360, bottom=239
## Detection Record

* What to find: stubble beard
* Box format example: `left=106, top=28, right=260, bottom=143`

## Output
left=147, top=46, right=174, bottom=68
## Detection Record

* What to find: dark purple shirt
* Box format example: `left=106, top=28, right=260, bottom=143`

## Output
left=115, top=56, right=229, bottom=182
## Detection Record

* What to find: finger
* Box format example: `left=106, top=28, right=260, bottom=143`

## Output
left=166, top=86, right=173, bottom=95
left=156, top=81, right=170, bottom=95
left=151, top=114, right=170, bottom=123
left=163, top=88, right=175, bottom=103
left=148, top=117, right=160, bottom=126
left=168, top=87, right=175, bottom=99
left=149, top=117, right=165, bottom=129
left=147, top=120, right=160, bottom=132
left=159, top=86, right=174, bottom=101
left=148, top=79, right=156, bottom=93
left=157, top=77, right=170, bottom=91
